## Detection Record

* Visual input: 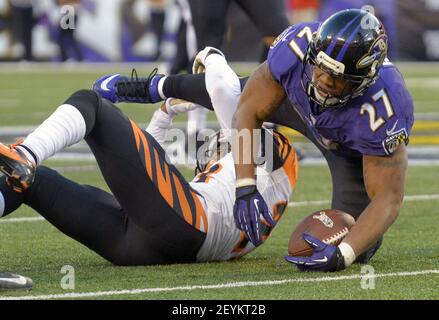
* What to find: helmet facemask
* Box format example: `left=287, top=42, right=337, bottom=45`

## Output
left=301, top=33, right=386, bottom=109
left=195, top=131, right=231, bottom=174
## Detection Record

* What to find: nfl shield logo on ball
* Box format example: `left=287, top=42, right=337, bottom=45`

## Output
left=312, top=212, right=334, bottom=228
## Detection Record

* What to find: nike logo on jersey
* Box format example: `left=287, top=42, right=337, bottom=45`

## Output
left=386, top=119, right=399, bottom=136
left=100, top=74, right=120, bottom=91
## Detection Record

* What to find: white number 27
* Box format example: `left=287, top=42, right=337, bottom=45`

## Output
left=360, top=89, right=394, bottom=132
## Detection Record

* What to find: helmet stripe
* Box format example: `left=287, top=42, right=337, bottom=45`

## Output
left=336, top=23, right=363, bottom=62
left=324, top=15, right=362, bottom=57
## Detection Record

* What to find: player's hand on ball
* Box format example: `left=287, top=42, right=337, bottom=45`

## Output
left=192, top=46, right=225, bottom=74
left=233, top=185, right=276, bottom=246
left=285, top=234, right=346, bottom=272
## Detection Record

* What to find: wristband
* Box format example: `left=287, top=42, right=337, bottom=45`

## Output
left=338, top=242, right=356, bottom=267
left=236, top=178, right=256, bottom=188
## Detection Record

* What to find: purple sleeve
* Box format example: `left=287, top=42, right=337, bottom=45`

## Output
left=267, top=22, right=319, bottom=87
left=350, top=117, right=412, bottom=156
left=347, top=67, right=414, bottom=156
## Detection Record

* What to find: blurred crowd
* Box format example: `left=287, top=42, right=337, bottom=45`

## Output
left=2, top=0, right=82, bottom=61
left=0, top=0, right=438, bottom=63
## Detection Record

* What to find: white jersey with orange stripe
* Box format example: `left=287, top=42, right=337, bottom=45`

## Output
left=191, top=132, right=297, bottom=262
left=146, top=106, right=297, bottom=261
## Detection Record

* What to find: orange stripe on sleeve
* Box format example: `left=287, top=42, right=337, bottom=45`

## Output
left=273, top=130, right=298, bottom=189
left=272, top=200, right=288, bottom=222
left=276, top=134, right=285, bottom=158
left=282, top=143, right=290, bottom=160
left=283, top=149, right=298, bottom=189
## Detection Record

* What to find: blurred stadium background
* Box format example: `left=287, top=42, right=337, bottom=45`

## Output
left=0, top=0, right=438, bottom=299
left=1, top=0, right=439, bottom=163
left=1, top=0, right=439, bottom=62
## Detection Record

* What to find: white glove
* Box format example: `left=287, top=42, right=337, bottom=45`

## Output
left=165, top=98, right=200, bottom=117
left=192, top=46, right=225, bottom=74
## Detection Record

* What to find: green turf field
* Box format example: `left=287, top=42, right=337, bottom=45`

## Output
left=0, top=63, right=438, bottom=127
left=0, top=64, right=438, bottom=300
left=0, top=161, right=438, bottom=299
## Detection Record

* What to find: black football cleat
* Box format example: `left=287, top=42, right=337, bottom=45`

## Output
left=93, top=68, right=164, bottom=104
left=0, top=141, right=35, bottom=193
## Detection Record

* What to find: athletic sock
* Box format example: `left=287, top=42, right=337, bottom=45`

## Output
left=15, top=144, right=37, bottom=166
left=157, top=76, right=167, bottom=100
left=19, top=104, right=87, bottom=164
left=149, top=74, right=166, bottom=102
left=161, top=74, right=213, bottom=109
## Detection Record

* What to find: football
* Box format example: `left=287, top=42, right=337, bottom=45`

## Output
left=288, top=209, right=356, bottom=256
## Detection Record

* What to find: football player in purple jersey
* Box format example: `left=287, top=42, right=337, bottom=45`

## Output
left=232, top=9, right=413, bottom=271
left=91, top=9, right=414, bottom=272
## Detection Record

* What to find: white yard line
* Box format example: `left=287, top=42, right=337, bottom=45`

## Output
left=1, top=194, right=439, bottom=224
left=288, top=193, right=439, bottom=208
left=1, top=269, right=438, bottom=300
left=0, top=217, right=45, bottom=223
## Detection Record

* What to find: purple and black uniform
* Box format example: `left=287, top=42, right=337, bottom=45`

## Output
left=268, top=22, right=414, bottom=158
left=129, top=20, right=414, bottom=263
left=265, top=22, right=414, bottom=262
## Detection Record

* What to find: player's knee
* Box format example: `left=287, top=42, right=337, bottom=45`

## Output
left=65, top=89, right=99, bottom=108
left=64, top=90, right=100, bottom=135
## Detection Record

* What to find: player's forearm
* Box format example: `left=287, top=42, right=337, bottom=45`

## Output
left=341, top=145, right=408, bottom=262
left=342, top=194, right=402, bottom=257
left=232, top=106, right=263, bottom=181
left=231, top=62, right=285, bottom=182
